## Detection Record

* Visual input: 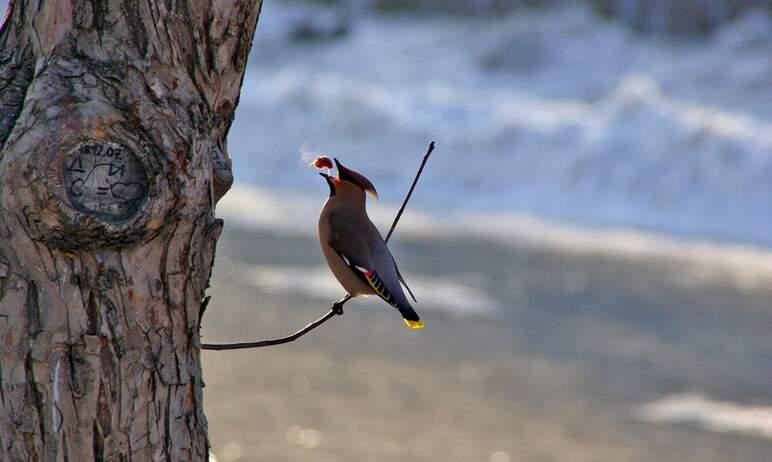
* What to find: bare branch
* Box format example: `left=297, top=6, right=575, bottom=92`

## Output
left=201, top=295, right=350, bottom=351
left=385, top=141, right=435, bottom=244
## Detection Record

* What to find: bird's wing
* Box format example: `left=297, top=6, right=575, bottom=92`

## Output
left=327, top=211, right=373, bottom=268
left=327, top=211, right=382, bottom=294
left=342, top=259, right=402, bottom=310
left=328, top=212, right=420, bottom=320
left=330, top=243, right=421, bottom=326
left=391, top=255, right=417, bottom=302
left=325, top=243, right=394, bottom=305
left=366, top=227, right=422, bottom=324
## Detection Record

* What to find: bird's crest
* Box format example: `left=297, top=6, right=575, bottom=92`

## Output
left=334, top=158, right=379, bottom=199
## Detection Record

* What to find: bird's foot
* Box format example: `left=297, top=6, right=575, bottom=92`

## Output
left=332, top=294, right=351, bottom=315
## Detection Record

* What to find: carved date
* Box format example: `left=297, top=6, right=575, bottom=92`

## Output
left=63, top=142, right=149, bottom=222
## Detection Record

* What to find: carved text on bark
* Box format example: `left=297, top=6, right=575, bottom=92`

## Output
left=63, top=141, right=149, bottom=222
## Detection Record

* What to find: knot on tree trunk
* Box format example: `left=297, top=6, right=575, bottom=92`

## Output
left=0, top=62, right=232, bottom=251
left=3, top=116, right=169, bottom=249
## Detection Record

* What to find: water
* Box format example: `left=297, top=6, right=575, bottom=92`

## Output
left=228, top=1, right=772, bottom=247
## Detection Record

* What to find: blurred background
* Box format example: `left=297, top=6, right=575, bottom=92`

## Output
left=208, top=1, right=772, bottom=460
left=6, top=1, right=772, bottom=460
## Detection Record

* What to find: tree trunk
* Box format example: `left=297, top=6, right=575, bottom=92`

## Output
left=0, top=1, right=262, bottom=460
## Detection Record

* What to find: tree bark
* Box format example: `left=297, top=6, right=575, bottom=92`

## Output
left=0, top=1, right=262, bottom=460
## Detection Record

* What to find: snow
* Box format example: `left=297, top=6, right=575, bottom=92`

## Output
left=635, top=393, right=772, bottom=440
left=219, top=184, right=772, bottom=290
left=228, top=3, right=772, bottom=247
left=225, top=261, right=500, bottom=319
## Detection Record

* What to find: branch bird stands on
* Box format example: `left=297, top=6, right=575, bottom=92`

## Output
left=202, top=141, right=437, bottom=351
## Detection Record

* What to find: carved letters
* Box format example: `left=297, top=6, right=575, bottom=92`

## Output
left=63, top=142, right=149, bottom=222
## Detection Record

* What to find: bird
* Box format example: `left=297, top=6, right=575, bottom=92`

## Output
left=315, top=157, right=424, bottom=330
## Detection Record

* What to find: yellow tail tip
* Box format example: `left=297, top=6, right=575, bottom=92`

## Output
left=404, top=319, right=425, bottom=330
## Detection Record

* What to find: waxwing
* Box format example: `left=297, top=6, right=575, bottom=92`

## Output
left=316, top=158, right=423, bottom=329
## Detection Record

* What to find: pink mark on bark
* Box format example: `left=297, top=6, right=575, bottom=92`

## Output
left=0, top=0, right=12, bottom=34
left=36, top=0, right=73, bottom=56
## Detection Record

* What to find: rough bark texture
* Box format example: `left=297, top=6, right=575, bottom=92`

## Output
left=0, top=1, right=262, bottom=460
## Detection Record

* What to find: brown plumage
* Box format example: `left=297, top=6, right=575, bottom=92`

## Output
left=317, top=159, right=423, bottom=329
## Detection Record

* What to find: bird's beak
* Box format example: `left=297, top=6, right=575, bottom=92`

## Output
left=333, top=158, right=379, bottom=199
left=319, top=172, right=336, bottom=196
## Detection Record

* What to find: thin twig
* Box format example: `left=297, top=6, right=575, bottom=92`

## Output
left=202, top=141, right=436, bottom=351
left=385, top=141, right=435, bottom=244
left=202, top=295, right=350, bottom=350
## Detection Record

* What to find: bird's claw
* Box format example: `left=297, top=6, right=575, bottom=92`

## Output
left=332, top=302, right=344, bottom=315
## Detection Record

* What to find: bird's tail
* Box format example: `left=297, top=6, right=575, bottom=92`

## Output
left=354, top=264, right=424, bottom=330
left=399, top=304, right=424, bottom=330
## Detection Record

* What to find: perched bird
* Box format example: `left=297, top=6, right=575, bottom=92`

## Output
left=316, top=157, right=424, bottom=329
